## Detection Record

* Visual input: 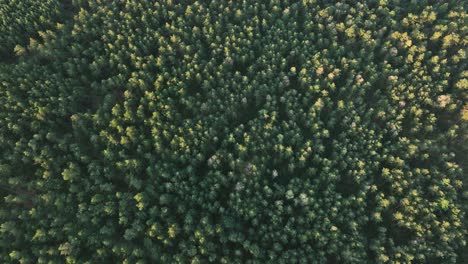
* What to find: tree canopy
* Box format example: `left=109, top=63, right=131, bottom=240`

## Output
left=0, top=0, right=466, bottom=263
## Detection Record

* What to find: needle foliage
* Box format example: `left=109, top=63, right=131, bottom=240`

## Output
left=0, top=0, right=466, bottom=263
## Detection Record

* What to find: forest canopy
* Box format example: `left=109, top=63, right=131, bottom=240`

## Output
left=0, top=0, right=466, bottom=263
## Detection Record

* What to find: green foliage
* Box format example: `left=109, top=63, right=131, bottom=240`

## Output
left=0, top=0, right=466, bottom=263
left=0, top=0, right=66, bottom=60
